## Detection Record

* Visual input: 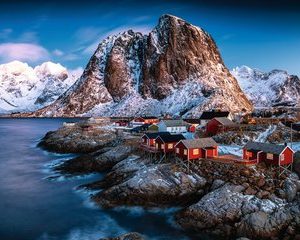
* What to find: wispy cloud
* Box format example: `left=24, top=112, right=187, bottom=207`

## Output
left=52, top=49, right=64, bottom=56
left=18, top=31, right=39, bottom=43
left=0, top=43, right=49, bottom=63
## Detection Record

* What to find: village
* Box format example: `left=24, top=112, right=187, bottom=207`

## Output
left=38, top=108, right=300, bottom=239
left=64, top=109, right=300, bottom=178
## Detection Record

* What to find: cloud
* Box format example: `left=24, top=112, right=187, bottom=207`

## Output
left=74, top=27, right=105, bottom=45
left=52, top=49, right=64, bottom=56
left=82, top=25, right=152, bottom=55
left=0, top=43, right=49, bottom=63
left=63, top=53, right=80, bottom=61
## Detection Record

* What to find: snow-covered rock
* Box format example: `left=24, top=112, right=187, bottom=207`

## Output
left=0, top=61, right=81, bottom=113
left=232, top=65, right=300, bottom=107
left=32, top=14, right=252, bottom=117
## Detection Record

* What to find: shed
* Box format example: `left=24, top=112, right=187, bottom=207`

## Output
left=157, top=120, right=190, bottom=134
left=155, top=134, right=185, bottom=153
left=206, top=117, right=236, bottom=135
left=175, top=138, right=218, bottom=160
left=141, top=132, right=171, bottom=147
left=243, top=141, right=294, bottom=166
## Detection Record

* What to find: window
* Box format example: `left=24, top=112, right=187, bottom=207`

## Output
left=161, top=144, right=165, bottom=149
left=280, top=155, right=285, bottom=161
left=176, top=148, right=179, bottom=153
left=193, top=149, right=199, bottom=155
left=267, top=153, right=273, bottom=160
left=155, top=143, right=158, bottom=149
left=184, top=149, right=187, bottom=155
left=168, top=143, right=173, bottom=149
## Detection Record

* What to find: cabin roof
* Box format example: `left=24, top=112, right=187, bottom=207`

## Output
left=244, top=141, right=292, bottom=155
left=140, top=116, right=158, bottom=119
left=143, top=132, right=171, bottom=139
left=213, top=117, right=235, bottom=126
left=179, top=138, right=218, bottom=149
left=157, top=134, right=185, bottom=143
left=200, top=111, right=230, bottom=120
left=160, top=119, right=190, bottom=127
left=183, top=119, right=200, bottom=124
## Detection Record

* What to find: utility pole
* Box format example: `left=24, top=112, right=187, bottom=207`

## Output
left=290, top=123, right=293, bottom=148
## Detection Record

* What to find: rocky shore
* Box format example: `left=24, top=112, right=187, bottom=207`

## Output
left=40, top=123, right=300, bottom=239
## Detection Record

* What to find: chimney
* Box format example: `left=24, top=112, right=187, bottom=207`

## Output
left=284, top=142, right=287, bottom=147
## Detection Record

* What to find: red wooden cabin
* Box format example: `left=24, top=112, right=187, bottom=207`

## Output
left=175, top=138, right=218, bottom=160
left=155, top=134, right=185, bottom=153
left=141, top=132, right=171, bottom=148
left=206, top=117, right=235, bottom=136
left=188, top=125, right=196, bottom=133
left=243, top=141, right=294, bottom=166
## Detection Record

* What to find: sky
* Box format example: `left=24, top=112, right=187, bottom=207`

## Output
left=0, top=0, right=299, bottom=75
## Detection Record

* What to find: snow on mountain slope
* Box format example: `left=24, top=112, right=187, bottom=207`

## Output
left=232, top=66, right=300, bottom=107
left=32, top=14, right=252, bottom=117
left=0, top=61, right=81, bottom=113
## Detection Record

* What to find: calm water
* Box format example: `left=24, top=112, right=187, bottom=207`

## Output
left=0, top=118, right=190, bottom=240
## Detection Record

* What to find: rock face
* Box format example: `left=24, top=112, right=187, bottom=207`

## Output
left=100, top=232, right=144, bottom=240
left=232, top=65, right=300, bottom=107
left=33, top=14, right=252, bottom=117
left=0, top=61, right=81, bottom=113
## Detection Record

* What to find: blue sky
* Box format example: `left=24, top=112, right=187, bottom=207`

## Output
left=0, top=0, right=299, bottom=75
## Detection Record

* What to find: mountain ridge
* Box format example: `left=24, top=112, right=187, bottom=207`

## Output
left=30, top=14, right=253, bottom=117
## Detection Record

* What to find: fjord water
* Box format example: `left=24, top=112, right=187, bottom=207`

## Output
left=0, top=118, right=187, bottom=240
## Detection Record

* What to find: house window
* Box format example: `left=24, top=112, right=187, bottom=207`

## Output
left=184, top=149, right=187, bottom=155
left=155, top=143, right=158, bottom=149
left=161, top=144, right=165, bottom=149
left=280, top=155, right=285, bottom=161
left=267, top=153, right=273, bottom=160
left=176, top=148, right=179, bottom=153
left=193, top=149, right=199, bottom=155
left=168, top=143, right=173, bottom=149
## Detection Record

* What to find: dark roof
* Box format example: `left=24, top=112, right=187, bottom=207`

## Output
left=200, top=111, right=230, bottom=120
left=141, top=116, right=158, bottom=119
left=143, top=132, right=171, bottom=139
left=214, top=117, right=235, bottom=126
left=179, top=138, right=218, bottom=148
left=183, top=119, right=200, bottom=124
left=156, top=134, right=186, bottom=143
left=244, top=141, right=291, bottom=155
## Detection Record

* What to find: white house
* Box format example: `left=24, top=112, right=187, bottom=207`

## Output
left=157, top=120, right=189, bottom=134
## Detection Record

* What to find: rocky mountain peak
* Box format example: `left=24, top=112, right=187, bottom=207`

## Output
left=31, top=15, right=253, bottom=117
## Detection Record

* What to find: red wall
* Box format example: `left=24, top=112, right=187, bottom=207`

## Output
left=280, top=147, right=294, bottom=165
left=206, top=119, right=222, bottom=135
left=156, top=137, right=177, bottom=153
left=175, top=142, right=218, bottom=160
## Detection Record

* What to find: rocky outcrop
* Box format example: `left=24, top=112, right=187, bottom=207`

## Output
left=38, top=126, right=117, bottom=153
left=32, top=14, right=252, bottom=117
left=177, top=183, right=300, bottom=239
left=55, top=145, right=133, bottom=174
left=91, top=157, right=207, bottom=207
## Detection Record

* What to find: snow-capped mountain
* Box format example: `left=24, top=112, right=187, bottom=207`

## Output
left=0, top=61, right=81, bottom=113
left=32, top=14, right=253, bottom=117
left=232, top=66, right=300, bottom=107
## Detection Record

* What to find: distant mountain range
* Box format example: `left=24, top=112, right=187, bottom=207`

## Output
left=231, top=66, right=300, bottom=107
left=0, top=61, right=81, bottom=113
left=0, top=15, right=299, bottom=117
